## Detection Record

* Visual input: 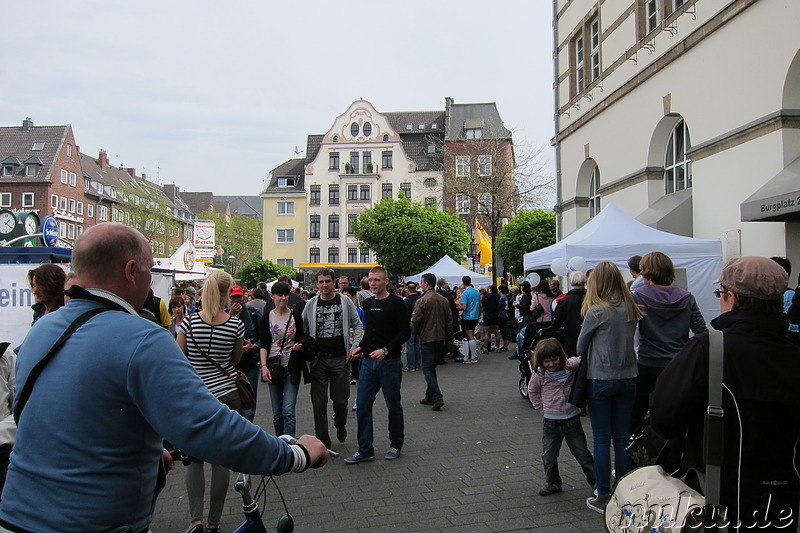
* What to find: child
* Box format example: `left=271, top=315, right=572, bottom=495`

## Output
left=528, top=338, right=596, bottom=496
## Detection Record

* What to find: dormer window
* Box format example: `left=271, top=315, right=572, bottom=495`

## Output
left=418, top=123, right=425, bottom=130
left=277, top=177, right=296, bottom=188
left=23, top=156, right=42, bottom=177
left=333, top=135, right=339, bottom=142
left=466, top=127, right=483, bottom=139
left=383, top=134, right=389, bottom=141
left=1, top=157, right=20, bottom=177
left=406, top=123, right=412, bottom=130
left=431, top=122, right=438, bottom=129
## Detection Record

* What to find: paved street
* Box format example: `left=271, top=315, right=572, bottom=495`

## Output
left=151, top=346, right=604, bottom=532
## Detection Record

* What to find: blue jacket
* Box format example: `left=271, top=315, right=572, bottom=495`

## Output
left=0, top=293, right=304, bottom=532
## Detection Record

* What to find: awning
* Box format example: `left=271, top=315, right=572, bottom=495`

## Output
left=741, top=156, right=800, bottom=222
left=636, top=188, right=693, bottom=237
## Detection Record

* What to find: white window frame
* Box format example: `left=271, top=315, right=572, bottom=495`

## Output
left=277, top=229, right=295, bottom=243
left=59, top=197, right=67, bottom=211
left=478, top=192, right=493, bottom=215
left=664, top=119, right=692, bottom=194
left=68, top=223, right=75, bottom=240
left=589, top=166, right=601, bottom=218
left=277, top=201, right=295, bottom=215
left=25, top=165, right=38, bottom=177
left=478, top=155, right=492, bottom=176
left=645, top=0, right=661, bottom=33
left=456, top=194, right=470, bottom=214
left=32, top=142, right=44, bottom=151
left=59, top=222, right=67, bottom=238
left=0, top=193, right=10, bottom=207
left=61, top=169, right=68, bottom=184
left=589, top=17, right=601, bottom=82
left=69, top=199, right=76, bottom=213
left=87, top=204, right=95, bottom=218
left=67, top=144, right=73, bottom=157
left=575, top=33, right=585, bottom=93
left=51, top=194, right=58, bottom=208
left=98, top=205, right=108, bottom=221
left=22, top=192, right=34, bottom=208
left=77, top=201, right=84, bottom=215
left=277, top=177, right=296, bottom=188
left=456, top=156, right=470, bottom=177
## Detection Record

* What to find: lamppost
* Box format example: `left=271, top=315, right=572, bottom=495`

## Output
left=467, top=238, right=479, bottom=272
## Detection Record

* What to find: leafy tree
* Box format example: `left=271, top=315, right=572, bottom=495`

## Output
left=120, top=183, right=184, bottom=255
left=497, top=210, right=556, bottom=277
left=237, top=259, right=296, bottom=288
left=197, top=211, right=262, bottom=276
left=353, top=195, right=471, bottom=275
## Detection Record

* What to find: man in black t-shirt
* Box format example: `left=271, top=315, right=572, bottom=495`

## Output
left=344, top=267, right=410, bottom=464
left=302, top=269, right=363, bottom=448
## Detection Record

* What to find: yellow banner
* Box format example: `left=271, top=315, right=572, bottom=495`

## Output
left=476, top=219, right=492, bottom=266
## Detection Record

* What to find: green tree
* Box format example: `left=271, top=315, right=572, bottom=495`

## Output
left=497, top=210, right=556, bottom=277
left=237, top=259, right=296, bottom=288
left=353, top=195, right=471, bottom=275
left=197, top=211, right=262, bottom=276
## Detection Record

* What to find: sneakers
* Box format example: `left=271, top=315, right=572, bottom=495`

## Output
left=351, top=402, right=357, bottom=412
left=343, top=451, right=374, bottom=464
left=336, top=426, right=347, bottom=443
left=431, top=400, right=444, bottom=411
left=538, top=484, right=563, bottom=496
left=586, top=494, right=611, bottom=514
left=455, top=358, right=466, bottom=363
left=350, top=378, right=357, bottom=384
left=468, top=358, right=478, bottom=364
left=384, top=447, right=401, bottom=460
left=419, top=398, right=434, bottom=405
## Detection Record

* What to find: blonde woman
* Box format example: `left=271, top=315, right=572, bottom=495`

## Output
left=177, top=270, right=244, bottom=533
left=575, top=261, right=643, bottom=514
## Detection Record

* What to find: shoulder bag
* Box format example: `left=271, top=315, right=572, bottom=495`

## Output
left=187, top=317, right=255, bottom=411
left=531, top=294, right=545, bottom=321
left=265, top=314, right=293, bottom=382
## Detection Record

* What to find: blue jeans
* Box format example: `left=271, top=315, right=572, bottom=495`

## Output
left=356, top=357, right=404, bottom=456
left=406, top=332, right=420, bottom=370
left=420, top=341, right=444, bottom=403
left=239, top=362, right=260, bottom=422
left=542, top=415, right=596, bottom=488
left=587, top=378, right=636, bottom=495
left=267, top=374, right=300, bottom=437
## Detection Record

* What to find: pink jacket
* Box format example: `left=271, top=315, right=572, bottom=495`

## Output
left=531, top=293, right=553, bottom=323
left=528, top=356, right=582, bottom=419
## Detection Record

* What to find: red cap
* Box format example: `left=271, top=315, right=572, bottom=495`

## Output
left=230, top=285, right=245, bottom=297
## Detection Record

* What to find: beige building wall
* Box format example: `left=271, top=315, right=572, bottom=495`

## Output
left=262, top=192, right=307, bottom=268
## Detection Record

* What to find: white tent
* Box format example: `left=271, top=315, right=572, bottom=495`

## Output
left=523, top=203, right=723, bottom=324
left=405, top=255, right=492, bottom=288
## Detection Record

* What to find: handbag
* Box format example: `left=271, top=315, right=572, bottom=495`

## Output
left=606, top=329, right=728, bottom=532
left=531, top=294, right=545, bottom=320
left=187, top=318, right=255, bottom=411
left=265, top=314, right=293, bottom=382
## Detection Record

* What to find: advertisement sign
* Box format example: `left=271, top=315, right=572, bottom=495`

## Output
left=0, top=263, right=69, bottom=348
left=41, top=216, right=60, bottom=247
left=193, top=221, right=215, bottom=248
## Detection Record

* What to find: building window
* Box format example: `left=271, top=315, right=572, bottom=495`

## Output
left=574, top=31, right=585, bottom=94
left=349, top=152, right=359, bottom=174
left=277, top=229, right=295, bottom=243
left=67, top=144, right=73, bottom=157
left=360, top=248, right=370, bottom=263
left=329, top=184, right=339, bottom=205
left=348, top=185, right=358, bottom=201
left=382, top=134, right=389, bottom=142
left=77, top=225, right=83, bottom=237
left=478, top=193, right=492, bottom=215
left=329, top=152, right=340, bottom=170
left=68, top=223, right=75, bottom=240
left=310, top=185, right=321, bottom=205
left=77, top=201, right=83, bottom=215
left=425, top=197, right=437, bottom=208
left=360, top=184, right=370, bottom=201
left=328, top=214, right=339, bottom=238
left=51, top=194, right=58, bottom=208
left=277, top=259, right=294, bottom=267
left=25, top=165, right=38, bottom=177
left=310, top=247, right=320, bottom=263
left=456, top=156, right=470, bottom=177
left=68, top=172, right=76, bottom=187
left=363, top=122, right=372, bottom=136
left=348, top=248, right=358, bottom=263
left=333, top=135, right=339, bottom=143
left=406, top=123, right=413, bottom=130
left=0, top=193, right=10, bottom=207
left=61, top=169, right=68, bottom=184
left=277, top=201, right=294, bottom=215
left=589, top=166, right=601, bottom=218
left=69, top=199, right=76, bottom=213
left=466, top=128, right=483, bottom=139
left=456, top=193, right=470, bottom=214
left=668, top=0, right=686, bottom=14
left=60, top=197, right=67, bottom=211
left=645, top=0, right=661, bottom=33
left=427, top=144, right=436, bottom=154
left=382, top=151, right=392, bottom=168
left=87, top=204, right=94, bottom=218
left=381, top=183, right=393, bottom=199
left=310, top=215, right=321, bottom=238
left=2, top=165, right=14, bottom=177
left=363, top=151, right=372, bottom=172
left=351, top=122, right=360, bottom=137
left=277, top=177, right=296, bottom=188
left=59, top=221, right=66, bottom=238
left=424, top=178, right=437, bottom=188
left=32, top=142, right=44, bottom=151
left=478, top=155, right=492, bottom=176
left=589, top=17, right=601, bottom=82
left=328, top=247, right=339, bottom=263
left=98, top=205, right=108, bottom=221
left=400, top=182, right=411, bottom=199
left=348, top=213, right=358, bottom=235
left=664, top=119, right=692, bottom=194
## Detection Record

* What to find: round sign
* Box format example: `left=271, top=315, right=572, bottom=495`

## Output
left=183, top=249, right=195, bottom=270
left=41, top=216, right=60, bottom=247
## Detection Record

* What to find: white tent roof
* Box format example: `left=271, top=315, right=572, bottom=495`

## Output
left=524, top=203, right=724, bottom=324
left=405, top=255, right=492, bottom=288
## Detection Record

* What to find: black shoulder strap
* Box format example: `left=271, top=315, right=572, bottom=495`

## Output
left=0, top=343, right=9, bottom=357
left=14, top=307, right=112, bottom=423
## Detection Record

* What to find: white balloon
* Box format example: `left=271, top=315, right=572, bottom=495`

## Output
left=550, top=258, right=568, bottom=276
left=526, top=272, right=541, bottom=287
left=568, top=256, right=587, bottom=273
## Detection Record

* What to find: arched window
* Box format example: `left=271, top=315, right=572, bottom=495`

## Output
left=351, top=122, right=360, bottom=137
left=363, top=122, right=372, bottom=136
left=664, top=119, right=692, bottom=194
left=382, top=134, right=389, bottom=141
left=589, top=166, right=601, bottom=218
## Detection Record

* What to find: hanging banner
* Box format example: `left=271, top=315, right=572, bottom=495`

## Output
left=193, top=221, right=215, bottom=248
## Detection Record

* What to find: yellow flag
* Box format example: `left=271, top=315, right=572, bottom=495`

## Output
left=475, top=219, right=493, bottom=266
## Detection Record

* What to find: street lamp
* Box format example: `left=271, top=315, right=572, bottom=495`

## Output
left=468, top=238, right=479, bottom=272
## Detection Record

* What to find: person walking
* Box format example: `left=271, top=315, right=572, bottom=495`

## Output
left=549, top=271, right=587, bottom=357
left=345, top=267, right=410, bottom=464
left=229, top=284, right=263, bottom=423
left=412, top=273, right=453, bottom=412
left=302, top=268, right=363, bottom=448
left=576, top=261, right=643, bottom=514
left=480, top=285, right=503, bottom=353
left=459, top=276, right=481, bottom=363
left=404, top=282, right=422, bottom=371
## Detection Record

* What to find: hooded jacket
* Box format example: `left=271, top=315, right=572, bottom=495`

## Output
left=633, top=284, right=706, bottom=367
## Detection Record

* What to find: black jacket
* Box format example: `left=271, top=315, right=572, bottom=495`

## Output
left=650, top=309, right=800, bottom=526
left=550, top=288, right=586, bottom=357
left=260, top=310, right=309, bottom=384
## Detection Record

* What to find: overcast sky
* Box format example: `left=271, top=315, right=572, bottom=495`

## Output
left=0, top=1, right=554, bottom=196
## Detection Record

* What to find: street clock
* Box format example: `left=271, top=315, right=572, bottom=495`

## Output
left=0, top=210, right=15, bottom=236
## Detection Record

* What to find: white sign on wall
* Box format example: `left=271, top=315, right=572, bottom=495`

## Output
left=0, top=264, right=69, bottom=348
left=193, top=221, right=215, bottom=248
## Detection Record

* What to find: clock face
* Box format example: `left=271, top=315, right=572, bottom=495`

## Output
left=0, top=212, right=15, bottom=235
left=24, top=213, right=39, bottom=234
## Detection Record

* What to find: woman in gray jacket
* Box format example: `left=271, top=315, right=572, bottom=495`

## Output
left=576, top=261, right=643, bottom=514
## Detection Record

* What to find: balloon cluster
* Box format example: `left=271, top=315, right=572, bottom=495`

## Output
left=550, top=256, right=587, bottom=277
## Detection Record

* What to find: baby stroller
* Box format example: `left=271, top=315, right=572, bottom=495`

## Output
left=517, top=326, right=564, bottom=401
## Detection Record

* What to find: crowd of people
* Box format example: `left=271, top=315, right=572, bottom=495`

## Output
left=2, top=221, right=800, bottom=530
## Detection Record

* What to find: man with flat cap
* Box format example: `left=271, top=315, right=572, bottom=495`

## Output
left=650, top=256, right=800, bottom=530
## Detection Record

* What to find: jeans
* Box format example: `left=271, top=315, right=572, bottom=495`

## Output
left=587, top=378, right=636, bottom=495
left=542, top=415, right=596, bottom=488
left=267, top=373, right=300, bottom=437
left=239, top=361, right=261, bottom=422
left=356, top=357, right=404, bottom=456
left=420, top=341, right=444, bottom=403
left=631, top=363, right=665, bottom=430
left=406, top=332, right=420, bottom=369
left=310, top=354, right=350, bottom=447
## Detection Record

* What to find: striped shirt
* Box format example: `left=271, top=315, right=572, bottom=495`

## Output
left=180, top=314, right=245, bottom=399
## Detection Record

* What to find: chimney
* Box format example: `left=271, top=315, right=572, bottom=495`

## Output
left=98, top=149, right=109, bottom=170
left=21, top=117, right=33, bottom=131
left=125, top=168, right=136, bottom=178
left=163, top=184, right=179, bottom=201
left=444, top=97, right=453, bottom=137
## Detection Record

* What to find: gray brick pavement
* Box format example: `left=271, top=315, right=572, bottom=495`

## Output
left=150, top=348, right=604, bottom=532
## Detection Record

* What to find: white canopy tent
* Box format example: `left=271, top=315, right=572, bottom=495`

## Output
left=405, top=255, right=492, bottom=288
left=523, top=203, right=724, bottom=324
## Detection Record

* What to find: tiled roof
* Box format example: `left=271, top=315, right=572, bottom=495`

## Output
left=0, top=123, right=67, bottom=182
left=401, top=133, right=444, bottom=171
left=214, top=196, right=263, bottom=219
left=446, top=103, right=512, bottom=140
left=180, top=191, right=215, bottom=215
left=385, top=111, right=445, bottom=134
left=305, top=135, right=323, bottom=164
left=264, top=158, right=305, bottom=194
